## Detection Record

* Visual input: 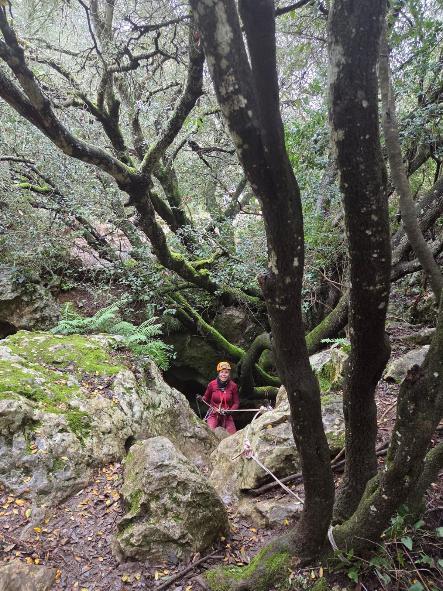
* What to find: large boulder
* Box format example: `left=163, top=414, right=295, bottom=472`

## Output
left=0, top=331, right=216, bottom=516
left=0, top=561, right=56, bottom=591
left=0, top=266, right=59, bottom=335
left=114, top=437, right=229, bottom=563
left=209, top=390, right=344, bottom=504
left=383, top=346, right=430, bottom=383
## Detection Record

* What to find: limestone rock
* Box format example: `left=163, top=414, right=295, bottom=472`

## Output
left=209, top=394, right=344, bottom=503
left=0, top=331, right=216, bottom=517
left=213, top=306, right=258, bottom=348
left=0, top=265, right=59, bottom=335
left=309, top=347, right=348, bottom=392
left=238, top=496, right=303, bottom=528
left=0, top=560, right=56, bottom=591
left=402, top=327, right=436, bottom=346
left=114, top=437, right=229, bottom=563
left=383, top=346, right=430, bottom=383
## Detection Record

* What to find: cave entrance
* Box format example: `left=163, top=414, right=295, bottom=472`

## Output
left=0, top=321, right=17, bottom=339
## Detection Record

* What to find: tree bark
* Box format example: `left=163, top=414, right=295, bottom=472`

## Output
left=333, top=295, right=443, bottom=551
left=379, top=30, right=443, bottom=301
left=191, top=0, right=334, bottom=559
left=328, top=0, right=392, bottom=522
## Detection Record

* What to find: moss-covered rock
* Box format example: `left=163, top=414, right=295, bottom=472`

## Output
left=204, top=547, right=291, bottom=591
left=0, top=331, right=217, bottom=518
left=114, top=437, right=229, bottom=563
left=309, top=347, right=348, bottom=393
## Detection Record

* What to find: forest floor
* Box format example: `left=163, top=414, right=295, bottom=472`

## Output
left=0, top=321, right=442, bottom=591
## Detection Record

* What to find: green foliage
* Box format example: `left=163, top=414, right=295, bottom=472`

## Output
left=51, top=301, right=173, bottom=370
left=330, top=508, right=443, bottom=591
left=320, top=337, right=351, bottom=353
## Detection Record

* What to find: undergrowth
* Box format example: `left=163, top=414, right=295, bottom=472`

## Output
left=51, top=300, right=173, bottom=370
left=328, top=506, right=443, bottom=591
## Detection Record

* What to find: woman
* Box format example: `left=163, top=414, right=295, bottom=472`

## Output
left=199, top=361, right=239, bottom=434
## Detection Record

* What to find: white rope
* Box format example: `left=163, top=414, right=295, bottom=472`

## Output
left=249, top=453, right=305, bottom=504
left=230, top=409, right=305, bottom=505
left=199, top=398, right=272, bottom=415
left=328, top=525, right=339, bottom=551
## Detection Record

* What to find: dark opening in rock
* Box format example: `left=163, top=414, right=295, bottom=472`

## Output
left=0, top=321, right=17, bottom=339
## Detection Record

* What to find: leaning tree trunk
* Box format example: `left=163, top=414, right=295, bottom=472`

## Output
left=191, top=0, right=334, bottom=560
left=379, top=29, right=443, bottom=302
left=328, top=0, right=392, bottom=522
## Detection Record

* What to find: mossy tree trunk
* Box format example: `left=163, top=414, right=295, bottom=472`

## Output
left=329, top=0, right=392, bottom=523
left=191, top=0, right=334, bottom=560
left=333, top=295, right=443, bottom=551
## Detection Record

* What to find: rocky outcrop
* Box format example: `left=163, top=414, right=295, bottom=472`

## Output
left=0, top=560, right=56, bottom=591
left=0, top=331, right=216, bottom=517
left=383, top=346, right=430, bottom=383
left=114, top=437, right=229, bottom=563
left=209, top=390, right=344, bottom=504
left=0, top=266, right=59, bottom=335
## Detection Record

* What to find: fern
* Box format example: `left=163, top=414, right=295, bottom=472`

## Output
left=52, top=302, right=173, bottom=369
left=321, top=337, right=351, bottom=353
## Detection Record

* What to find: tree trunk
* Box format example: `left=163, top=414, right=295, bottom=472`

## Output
left=379, top=29, right=443, bottom=301
left=328, top=0, right=392, bottom=522
left=333, top=295, right=443, bottom=551
left=191, top=0, right=334, bottom=559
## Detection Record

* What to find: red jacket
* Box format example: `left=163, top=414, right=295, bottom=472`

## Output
left=203, top=379, right=239, bottom=411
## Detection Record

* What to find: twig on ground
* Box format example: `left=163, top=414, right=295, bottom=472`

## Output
left=380, top=400, right=398, bottom=421
left=154, top=549, right=219, bottom=590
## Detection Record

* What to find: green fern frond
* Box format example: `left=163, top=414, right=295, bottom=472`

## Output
left=51, top=300, right=173, bottom=369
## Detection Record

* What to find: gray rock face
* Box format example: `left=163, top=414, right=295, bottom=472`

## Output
left=238, top=496, right=303, bottom=528
left=0, top=266, right=59, bottom=334
left=402, top=327, right=436, bottom=346
left=209, top=391, right=344, bottom=504
left=114, top=437, right=229, bottom=563
left=0, top=332, right=216, bottom=518
left=383, top=346, right=430, bottom=383
left=0, top=561, right=56, bottom=591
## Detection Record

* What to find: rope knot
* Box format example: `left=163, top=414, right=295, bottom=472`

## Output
left=242, top=439, right=253, bottom=459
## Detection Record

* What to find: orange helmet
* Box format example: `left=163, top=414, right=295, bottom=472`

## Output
left=216, top=361, right=231, bottom=372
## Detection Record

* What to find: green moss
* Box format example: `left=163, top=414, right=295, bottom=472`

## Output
left=0, top=359, right=79, bottom=413
left=205, top=548, right=291, bottom=591
left=128, top=490, right=142, bottom=514
left=51, top=457, right=67, bottom=472
left=309, top=578, right=328, bottom=591
left=6, top=331, right=124, bottom=376
left=65, top=410, right=91, bottom=442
